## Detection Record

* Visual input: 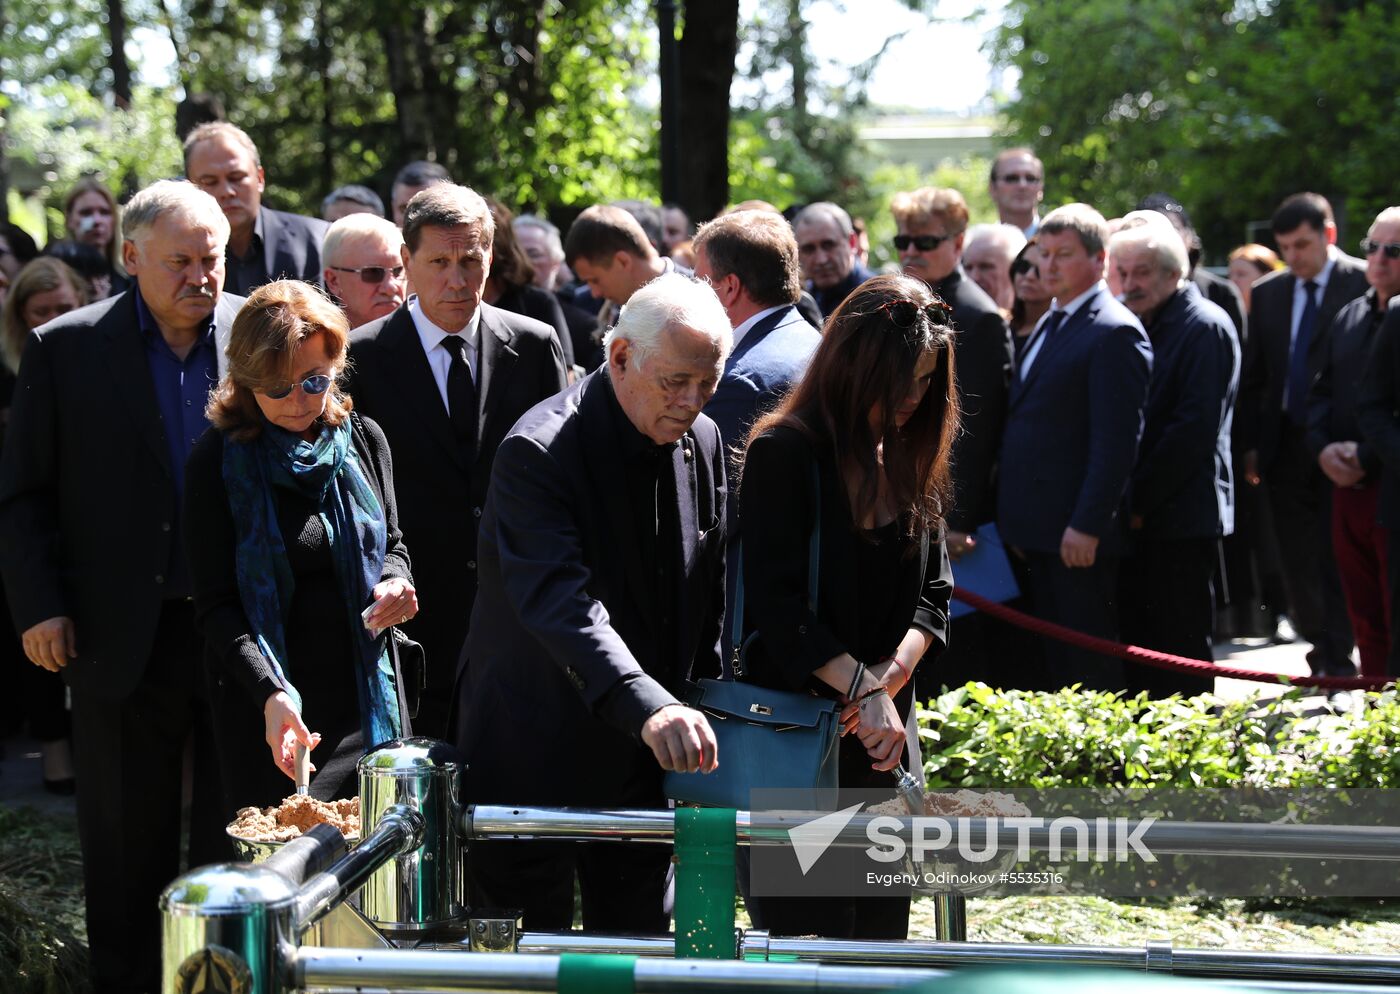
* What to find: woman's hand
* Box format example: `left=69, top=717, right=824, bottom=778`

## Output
left=854, top=691, right=906, bottom=771
left=264, top=691, right=321, bottom=782
left=363, top=577, right=418, bottom=634
left=872, top=655, right=912, bottom=698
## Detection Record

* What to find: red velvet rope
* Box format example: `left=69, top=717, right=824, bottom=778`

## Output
left=952, top=588, right=1394, bottom=691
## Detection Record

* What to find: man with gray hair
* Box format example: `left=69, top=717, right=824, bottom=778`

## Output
left=792, top=201, right=874, bottom=317
left=0, top=179, right=242, bottom=992
left=184, top=120, right=330, bottom=294
left=322, top=212, right=407, bottom=329
left=998, top=203, right=1152, bottom=691
left=322, top=183, right=386, bottom=221
left=348, top=184, right=567, bottom=737
left=1110, top=216, right=1239, bottom=694
left=962, top=222, right=1027, bottom=313
left=456, top=271, right=729, bottom=933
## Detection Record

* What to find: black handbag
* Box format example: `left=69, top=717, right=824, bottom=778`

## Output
left=664, top=463, right=840, bottom=808
left=388, top=626, right=426, bottom=722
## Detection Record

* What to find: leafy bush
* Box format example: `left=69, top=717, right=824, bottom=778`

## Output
left=917, top=684, right=1400, bottom=789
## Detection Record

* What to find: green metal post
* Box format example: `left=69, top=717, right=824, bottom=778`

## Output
left=673, top=806, right=737, bottom=959
left=556, top=953, right=637, bottom=994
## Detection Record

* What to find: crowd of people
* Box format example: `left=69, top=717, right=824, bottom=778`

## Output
left=3, top=121, right=1399, bottom=988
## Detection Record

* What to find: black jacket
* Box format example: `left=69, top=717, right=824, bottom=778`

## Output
left=1355, top=308, right=1400, bottom=528
left=1307, top=288, right=1389, bottom=481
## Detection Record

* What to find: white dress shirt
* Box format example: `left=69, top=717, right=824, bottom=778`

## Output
left=1018, top=280, right=1104, bottom=378
left=730, top=304, right=787, bottom=351
left=408, top=296, right=482, bottom=417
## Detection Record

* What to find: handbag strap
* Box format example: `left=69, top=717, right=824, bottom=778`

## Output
left=731, top=458, right=821, bottom=670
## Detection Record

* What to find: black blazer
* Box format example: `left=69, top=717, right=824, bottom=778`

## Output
left=455, top=369, right=726, bottom=806
left=345, top=302, right=567, bottom=698
left=1193, top=267, right=1246, bottom=346
left=495, top=282, right=577, bottom=368
left=1237, top=253, right=1367, bottom=471
left=936, top=266, right=1013, bottom=533
left=224, top=207, right=331, bottom=296
left=1355, top=308, right=1400, bottom=528
left=1307, top=290, right=1387, bottom=481
left=0, top=289, right=245, bottom=697
left=1130, top=284, right=1240, bottom=540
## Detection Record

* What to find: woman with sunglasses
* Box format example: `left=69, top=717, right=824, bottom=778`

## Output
left=737, top=273, right=958, bottom=939
left=185, top=280, right=417, bottom=813
left=1009, top=239, right=1051, bottom=358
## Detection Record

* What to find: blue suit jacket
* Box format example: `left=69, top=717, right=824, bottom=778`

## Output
left=997, top=284, right=1152, bottom=556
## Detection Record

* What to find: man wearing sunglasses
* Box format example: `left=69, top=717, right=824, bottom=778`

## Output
left=1238, top=192, right=1368, bottom=681
left=323, top=213, right=408, bottom=330
left=347, top=184, right=568, bottom=738
left=1310, top=207, right=1400, bottom=681
left=988, top=148, right=1045, bottom=238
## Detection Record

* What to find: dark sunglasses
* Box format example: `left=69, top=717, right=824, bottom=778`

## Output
left=876, top=297, right=952, bottom=329
left=1361, top=239, right=1400, bottom=260
left=996, top=172, right=1042, bottom=185
left=330, top=264, right=405, bottom=284
left=893, top=233, right=952, bottom=252
left=263, top=374, right=333, bottom=400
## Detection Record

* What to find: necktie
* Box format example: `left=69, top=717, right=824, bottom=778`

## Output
left=1287, top=279, right=1319, bottom=424
left=1019, top=308, right=1066, bottom=382
left=442, top=334, right=478, bottom=463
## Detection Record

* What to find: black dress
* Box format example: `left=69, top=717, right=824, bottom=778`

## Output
left=738, top=423, right=953, bottom=939
left=184, top=414, right=413, bottom=820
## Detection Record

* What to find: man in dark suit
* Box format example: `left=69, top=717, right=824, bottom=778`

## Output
left=997, top=204, right=1153, bottom=691
left=347, top=184, right=567, bottom=738
left=455, top=271, right=727, bottom=931
left=1111, top=217, right=1239, bottom=695
left=1310, top=206, right=1400, bottom=679
left=184, top=121, right=330, bottom=295
left=1357, top=302, right=1400, bottom=677
left=1238, top=192, right=1368, bottom=677
left=0, top=180, right=238, bottom=993
left=693, top=208, right=820, bottom=634
left=792, top=201, right=875, bottom=318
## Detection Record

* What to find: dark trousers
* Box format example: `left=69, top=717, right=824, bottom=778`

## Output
left=70, top=600, right=227, bottom=994
left=1022, top=549, right=1125, bottom=691
left=1332, top=482, right=1390, bottom=678
left=1387, top=527, right=1400, bottom=678
left=746, top=888, right=912, bottom=940
left=1119, top=536, right=1217, bottom=697
left=1263, top=425, right=1356, bottom=675
left=467, top=839, right=671, bottom=933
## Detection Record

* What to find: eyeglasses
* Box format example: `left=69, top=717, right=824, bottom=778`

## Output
left=330, top=264, right=405, bottom=284
left=875, top=297, right=952, bottom=329
left=996, top=173, right=1042, bottom=185
left=1361, top=239, right=1400, bottom=260
left=893, top=233, right=952, bottom=252
left=263, top=374, right=333, bottom=400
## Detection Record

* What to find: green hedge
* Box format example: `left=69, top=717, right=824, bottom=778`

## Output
left=916, top=684, right=1400, bottom=788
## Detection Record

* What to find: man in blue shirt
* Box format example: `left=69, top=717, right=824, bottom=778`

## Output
left=0, top=179, right=244, bottom=993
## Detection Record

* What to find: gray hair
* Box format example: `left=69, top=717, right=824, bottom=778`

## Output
left=792, top=202, right=855, bottom=237
left=514, top=214, right=565, bottom=264
left=964, top=223, right=1028, bottom=258
left=322, top=184, right=385, bottom=218
left=122, top=180, right=230, bottom=245
left=401, top=184, right=495, bottom=254
left=323, top=213, right=403, bottom=265
left=1371, top=207, right=1400, bottom=233
left=1109, top=218, right=1189, bottom=279
left=1039, top=203, right=1110, bottom=256
left=604, top=272, right=732, bottom=368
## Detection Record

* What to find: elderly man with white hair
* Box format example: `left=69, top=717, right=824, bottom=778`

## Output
left=322, top=212, right=407, bottom=329
left=0, top=179, right=242, bottom=992
left=962, top=222, right=1027, bottom=313
left=1110, top=215, right=1239, bottom=696
left=455, top=271, right=730, bottom=934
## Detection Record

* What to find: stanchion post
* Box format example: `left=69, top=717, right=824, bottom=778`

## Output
left=673, top=806, right=737, bottom=958
left=932, top=892, right=967, bottom=942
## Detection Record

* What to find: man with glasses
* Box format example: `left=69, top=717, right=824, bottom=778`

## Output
left=323, top=213, right=407, bottom=330
left=1310, top=207, right=1400, bottom=680
left=988, top=148, right=1045, bottom=238
left=1239, top=193, right=1368, bottom=681
left=346, top=184, right=567, bottom=738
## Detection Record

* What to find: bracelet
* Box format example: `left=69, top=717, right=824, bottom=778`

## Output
left=858, top=685, right=890, bottom=706
left=847, top=662, right=867, bottom=702
left=884, top=655, right=912, bottom=684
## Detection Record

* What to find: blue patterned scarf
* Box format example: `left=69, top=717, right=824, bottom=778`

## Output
left=222, top=417, right=402, bottom=749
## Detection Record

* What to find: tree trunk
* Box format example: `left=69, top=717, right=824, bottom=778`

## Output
left=677, top=0, right=740, bottom=222
left=106, top=0, right=133, bottom=108
left=318, top=0, right=334, bottom=197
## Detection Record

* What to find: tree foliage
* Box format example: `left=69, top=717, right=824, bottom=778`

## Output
left=989, top=0, right=1400, bottom=259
